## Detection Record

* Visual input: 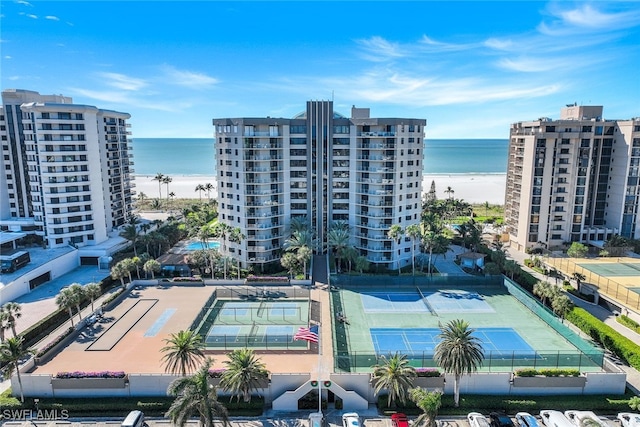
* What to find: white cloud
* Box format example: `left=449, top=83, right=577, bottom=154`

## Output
left=355, top=36, right=407, bottom=61
left=97, top=72, right=148, bottom=91
left=161, top=65, right=219, bottom=88
left=15, top=0, right=32, bottom=6
left=539, top=3, right=640, bottom=35
left=419, top=35, right=476, bottom=52
left=45, top=15, right=59, bottom=21
left=69, top=88, right=183, bottom=112
left=26, top=13, right=37, bottom=19
left=4, top=55, right=11, bottom=59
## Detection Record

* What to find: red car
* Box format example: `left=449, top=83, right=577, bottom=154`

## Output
left=391, top=413, right=409, bottom=427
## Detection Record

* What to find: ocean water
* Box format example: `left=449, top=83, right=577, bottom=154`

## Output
left=131, top=138, right=508, bottom=176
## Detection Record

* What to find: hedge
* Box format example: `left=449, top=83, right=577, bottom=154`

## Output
left=617, top=315, right=640, bottom=334
left=515, top=368, right=580, bottom=377
left=377, top=392, right=637, bottom=415
left=566, top=307, right=640, bottom=370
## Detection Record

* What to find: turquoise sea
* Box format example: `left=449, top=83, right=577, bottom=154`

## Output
left=131, top=138, right=508, bottom=176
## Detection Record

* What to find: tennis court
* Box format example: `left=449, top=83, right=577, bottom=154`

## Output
left=577, top=262, right=640, bottom=277
left=332, top=277, right=604, bottom=373
left=371, top=327, right=536, bottom=357
left=194, top=299, right=312, bottom=350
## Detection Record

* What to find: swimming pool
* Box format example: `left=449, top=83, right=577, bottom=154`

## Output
left=186, top=241, right=220, bottom=251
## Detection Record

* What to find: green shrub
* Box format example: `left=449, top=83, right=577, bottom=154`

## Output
left=618, top=315, right=640, bottom=334
left=565, top=287, right=595, bottom=303
left=515, top=369, right=580, bottom=377
left=566, top=307, right=640, bottom=370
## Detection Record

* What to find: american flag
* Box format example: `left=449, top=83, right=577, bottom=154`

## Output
left=294, top=324, right=319, bottom=343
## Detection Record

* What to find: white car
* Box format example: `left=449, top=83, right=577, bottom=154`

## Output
left=342, top=412, right=360, bottom=427
left=618, top=413, right=640, bottom=427
left=540, top=410, right=574, bottom=427
left=516, top=412, right=541, bottom=427
left=564, top=411, right=606, bottom=427
left=468, top=412, right=491, bottom=427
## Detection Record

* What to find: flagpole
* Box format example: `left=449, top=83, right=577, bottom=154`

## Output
left=317, top=321, right=322, bottom=414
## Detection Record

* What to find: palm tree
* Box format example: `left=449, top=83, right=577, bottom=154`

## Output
left=161, top=330, right=206, bottom=376
left=1, top=302, right=22, bottom=338
left=405, top=224, right=421, bottom=276
left=284, top=230, right=316, bottom=279
left=327, top=226, right=350, bottom=273
left=444, top=186, right=454, bottom=200
left=433, top=319, right=484, bottom=407
left=219, top=348, right=269, bottom=403
left=409, top=388, right=442, bottom=427
left=163, top=176, right=173, bottom=202
left=212, top=222, right=234, bottom=279
left=56, top=286, right=79, bottom=327
left=111, top=262, right=128, bottom=289
left=84, top=282, right=102, bottom=312
left=152, top=173, right=165, bottom=199
left=0, top=336, right=34, bottom=403
left=572, top=272, right=586, bottom=292
left=195, top=184, right=206, bottom=201
left=533, top=281, right=554, bottom=307
left=120, top=223, right=140, bottom=256
left=166, top=358, right=229, bottom=427
left=551, top=294, right=573, bottom=321
left=387, top=224, right=404, bottom=271
left=144, top=259, right=161, bottom=279
left=289, top=216, right=311, bottom=234
left=204, top=182, right=214, bottom=200
left=0, top=310, right=9, bottom=342
left=228, top=227, right=245, bottom=279
left=69, top=283, right=85, bottom=321
left=371, top=352, right=416, bottom=408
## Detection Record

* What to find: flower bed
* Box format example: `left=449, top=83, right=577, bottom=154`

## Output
left=36, top=327, right=74, bottom=358
left=515, top=368, right=580, bottom=377
left=173, top=277, right=203, bottom=282
left=513, top=369, right=585, bottom=388
left=245, top=276, right=290, bottom=283
left=208, top=368, right=226, bottom=378
left=55, top=371, right=126, bottom=379
left=415, top=368, right=442, bottom=377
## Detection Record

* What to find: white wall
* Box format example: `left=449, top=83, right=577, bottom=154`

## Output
left=0, top=249, right=78, bottom=304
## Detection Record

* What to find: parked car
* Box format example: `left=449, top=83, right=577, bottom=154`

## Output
left=618, top=413, right=640, bottom=427
left=490, top=412, right=515, bottom=427
left=469, top=413, right=491, bottom=427
left=516, top=412, right=541, bottom=427
left=565, top=411, right=607, bottom=427
left=392, top=413, right=409, bottom=427
left=343, top=413, right=360, bottom=427
left=540, top=410, right=575, bottom=427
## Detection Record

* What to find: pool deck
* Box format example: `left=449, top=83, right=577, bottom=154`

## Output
left=31, top=284, right=333, bottom=375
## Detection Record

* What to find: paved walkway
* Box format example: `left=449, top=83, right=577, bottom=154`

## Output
left=508, top=247, right=640, bottom=394
left=433, top=244, right=467, bottom=275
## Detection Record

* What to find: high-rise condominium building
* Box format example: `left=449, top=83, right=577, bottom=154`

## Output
left=213, top=101, right=425, bottom=271
left=0, top=89, right=135, bottom=249
left=505, top=105, right=640, bottom=252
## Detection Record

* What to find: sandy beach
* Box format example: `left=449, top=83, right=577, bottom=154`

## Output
left=133, top=173, right=506, bottom=205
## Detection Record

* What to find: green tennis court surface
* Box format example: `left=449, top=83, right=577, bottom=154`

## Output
left=194, top=299, right=311, bottom=350
left=333, top=280, right=603, bottom=373
left=578, top=262, right=640, bottom=277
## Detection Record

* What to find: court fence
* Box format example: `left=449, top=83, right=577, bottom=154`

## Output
left=333, top=274, right=503, bottom=289
left=203, top=333, right=308, bottom=351
left=503, top=277, right=604, bottom=367
left=215, top=285, right=311, bottom=300
left=336, top=349, right=603, bottom=373
left=542, top=254, right=640, bottom=311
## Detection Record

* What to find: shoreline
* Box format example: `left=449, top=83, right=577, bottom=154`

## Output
left=133, top=173, right=506, bottom=205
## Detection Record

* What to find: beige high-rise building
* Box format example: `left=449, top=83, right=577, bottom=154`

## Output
left=0, top=89, right=135, bottom=250
left=213, top=101, right=425, bottom=271
left=505, top=105, right=640, bottom=252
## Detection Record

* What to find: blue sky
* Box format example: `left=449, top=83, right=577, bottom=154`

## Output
left=2, top=1, right=639, bottom=138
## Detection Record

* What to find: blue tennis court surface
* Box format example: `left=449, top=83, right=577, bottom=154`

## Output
left=424, top=289, right=495, bottom=313
left=220, top=302, right=252, bottom=316
left=269, top=302, right=301, bottom=317
left=361, top=292, right=428, bottom=312
left=371, top=327, right=536, bottom=357
left=144, top=308, right=176, bottom=337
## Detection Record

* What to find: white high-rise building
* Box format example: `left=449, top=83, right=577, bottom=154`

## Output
left=0, top=89, right=135, bottom=250
left=505, top=105, right=640, bottom=252
left=213, top=101, right=426, bottom=271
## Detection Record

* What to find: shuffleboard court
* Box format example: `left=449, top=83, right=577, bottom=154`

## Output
left=144, top=308, right=176, bottom=337
left=87, top=299, right=157, bottom=351
left=370, top=327, right=536, bottom=357
left=578, top=262, right=640, bottom=277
